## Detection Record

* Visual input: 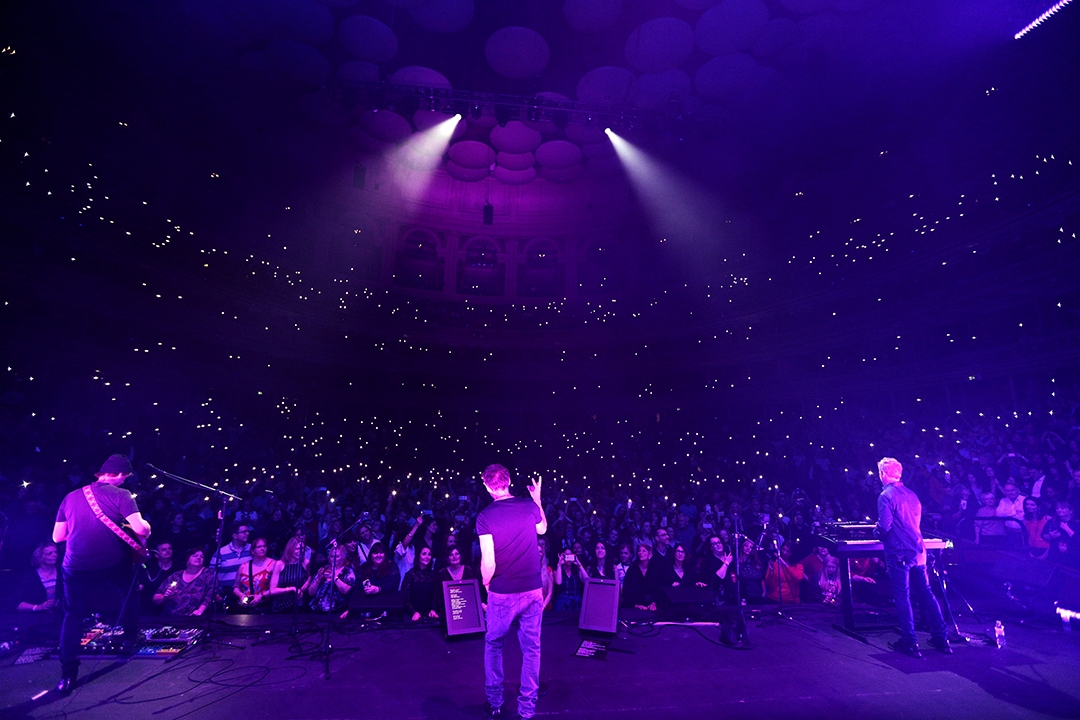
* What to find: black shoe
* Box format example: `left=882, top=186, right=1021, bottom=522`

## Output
left=486, top=703, right=503, bottom=718
left=928, top=637, right=953, bottom=654
left=55, top=676, right=75, bottom=696
left=719, top=633, right=745, bottom=649
left=888, top=640, right=923, bottom=659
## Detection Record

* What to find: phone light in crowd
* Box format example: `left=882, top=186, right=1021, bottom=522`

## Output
left=1015, top=0, right=1073, bottom=39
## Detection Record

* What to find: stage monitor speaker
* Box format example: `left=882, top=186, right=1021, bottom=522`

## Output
left=443, top=579, right=485, bottom=637
left=350, top=588, right=405, bottom=614
left=579, top=578, right=619, bottom=634
left=662, top=584, right=713, bottom=605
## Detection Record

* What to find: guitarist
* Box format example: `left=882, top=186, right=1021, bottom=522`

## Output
left=52, top=454, right=151, bottom=696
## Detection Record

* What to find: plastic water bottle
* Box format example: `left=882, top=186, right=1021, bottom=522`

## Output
left=994, top=620, right=1006, bottom=649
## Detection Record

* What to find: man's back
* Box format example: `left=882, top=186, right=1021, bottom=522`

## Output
left=878, top=482, right=926, bottom=565
left=476, top=497, right=541, bottom=594
left=56, top=482, right=137, bottom=570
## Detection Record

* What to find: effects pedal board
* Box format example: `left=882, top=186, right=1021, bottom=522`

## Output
left=78, top=624, right=204, bottom=657
left=136, top=626, right=204, bottom=657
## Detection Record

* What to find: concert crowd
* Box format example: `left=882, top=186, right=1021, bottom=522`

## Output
left=4, top=375, right=1079, bottom=621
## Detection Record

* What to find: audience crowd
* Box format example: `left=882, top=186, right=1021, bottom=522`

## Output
left=4, top=379, right=1080, bottom=620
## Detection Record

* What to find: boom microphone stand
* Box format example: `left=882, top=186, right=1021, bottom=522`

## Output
left=286, top=532, right=361, bottom=679
left=759, top=520, right=817, bottom=633
left=725, top=513, right=750, bottom=647
left=146, top=464, right=243, bottom=650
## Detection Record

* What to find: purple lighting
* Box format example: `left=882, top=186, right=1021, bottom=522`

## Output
left=387, top=113, right=463, bottom=203
left=1014, top=0, right=1074, bottom=39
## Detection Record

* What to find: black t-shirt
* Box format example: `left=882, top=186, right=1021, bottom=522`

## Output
left=56, top=481, right=140, bottom=570
left=475, top=497, right=542, bottom=594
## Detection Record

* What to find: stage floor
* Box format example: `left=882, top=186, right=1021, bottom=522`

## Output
left=3, top=606, right=1080, bottom=720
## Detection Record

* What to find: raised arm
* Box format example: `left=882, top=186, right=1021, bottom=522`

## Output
left=529, top=476, right=548, bottom=536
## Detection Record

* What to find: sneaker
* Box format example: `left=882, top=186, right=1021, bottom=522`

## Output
left=888, top=640, right=923, bottom=659
left=486, top=702, right=503, bottom=718
left=928, top=636, right=953, bottom=654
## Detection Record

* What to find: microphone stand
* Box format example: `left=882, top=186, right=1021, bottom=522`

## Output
left=726, top=514, right=749, bottom=647
left=286, top=533, right=361, bottom=679
left=287, top=529, right=306, bottom=641
left=759, top=520, right=817, bottom=633
left=146, top=464, right=243, bottom=650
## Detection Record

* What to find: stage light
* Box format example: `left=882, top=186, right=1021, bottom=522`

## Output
left=495, top=105, right=511, bottom=127
left=386, top=114, right=462, bottom=203
left=605, top=129, right=729, bottom=269
left=1015, top=0, right=1073, bottom=38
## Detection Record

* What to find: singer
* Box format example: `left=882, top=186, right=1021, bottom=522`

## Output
left=477, top=464, right=548, bottom=720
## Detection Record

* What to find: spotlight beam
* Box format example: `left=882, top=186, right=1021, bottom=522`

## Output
left=605, top=128, right=727, bottom=263
left=386, top=114, right=462, bottom=202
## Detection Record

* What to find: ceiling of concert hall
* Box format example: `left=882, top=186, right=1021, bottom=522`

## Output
left=1, top=0, right=1079, bottom=418
left=9, top=0, right=1067, bottom=230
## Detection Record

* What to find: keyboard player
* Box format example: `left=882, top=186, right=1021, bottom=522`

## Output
left=875, top=457, right=952, bottom=658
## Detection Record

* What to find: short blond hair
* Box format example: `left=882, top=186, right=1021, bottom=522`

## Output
left=482, top=463, right=510, bottom=492
left=878, top=457, right=903, bottom=483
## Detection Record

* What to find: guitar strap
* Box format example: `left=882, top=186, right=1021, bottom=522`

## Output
left=82, top=484, right=148, bottom=560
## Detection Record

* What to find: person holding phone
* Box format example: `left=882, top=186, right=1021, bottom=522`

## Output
left=153, top=547, right=212, bottom=616
left=309, top=543, right=356, bottom=613
left=554, top=547, right=588, bottom=610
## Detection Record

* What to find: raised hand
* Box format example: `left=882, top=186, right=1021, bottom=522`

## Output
left=528, top=476, right=543, bottom=504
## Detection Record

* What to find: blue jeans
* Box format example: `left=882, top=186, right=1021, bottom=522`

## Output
left=885, top=555, right=946, bottom=648
left=485, top=588, right=543, bottom=718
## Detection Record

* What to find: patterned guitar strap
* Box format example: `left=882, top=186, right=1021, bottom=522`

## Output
left=82, top=485, right=146, bottom=559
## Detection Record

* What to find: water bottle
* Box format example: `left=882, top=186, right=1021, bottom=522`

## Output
left=994, top=620, right=1006, bottom=649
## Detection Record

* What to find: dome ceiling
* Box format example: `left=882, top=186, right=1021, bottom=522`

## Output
left=162, top=0, right=1049, bottom=206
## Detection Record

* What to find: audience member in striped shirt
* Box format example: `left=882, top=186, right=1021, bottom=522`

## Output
left=214, top=524, right=251, bottom=597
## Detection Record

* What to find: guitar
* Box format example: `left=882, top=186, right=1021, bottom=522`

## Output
left=82, top=485, right=150, bottom=562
